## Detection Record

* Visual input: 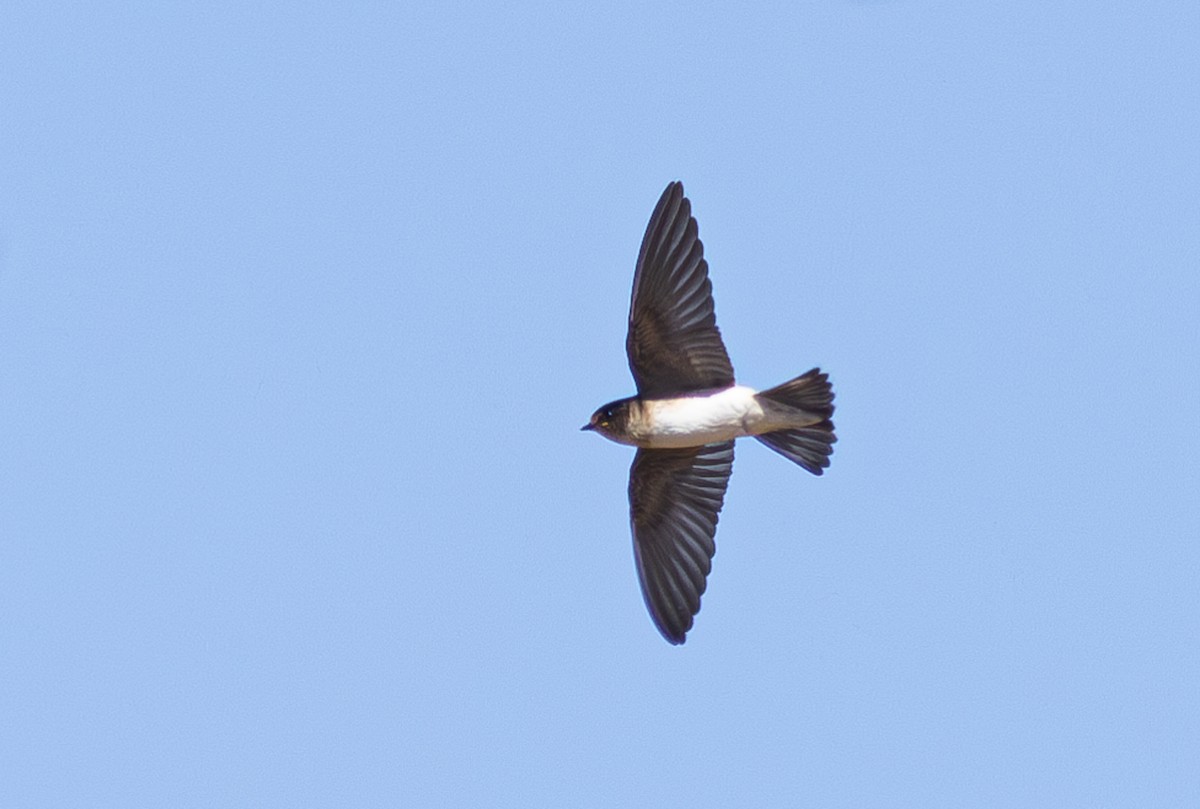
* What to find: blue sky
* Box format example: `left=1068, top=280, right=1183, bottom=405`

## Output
left=2, top=2, right=1198, bottom=806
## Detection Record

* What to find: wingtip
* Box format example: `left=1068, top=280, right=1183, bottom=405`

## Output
left=661, top=627, right=687, bottom=645
left=652, top=609, right=693, bottom=646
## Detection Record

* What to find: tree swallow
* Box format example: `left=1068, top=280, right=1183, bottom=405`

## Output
left=582, top=181, right=836, bottom=645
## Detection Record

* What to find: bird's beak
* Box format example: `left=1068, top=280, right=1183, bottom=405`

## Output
left=581, top=422, right=595, bottom=431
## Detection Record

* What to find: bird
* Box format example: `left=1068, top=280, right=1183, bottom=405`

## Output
left=582, top=181, right=836, bottom=645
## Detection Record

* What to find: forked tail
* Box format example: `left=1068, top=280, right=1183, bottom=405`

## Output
left=753, top=368, right=837, bottom=475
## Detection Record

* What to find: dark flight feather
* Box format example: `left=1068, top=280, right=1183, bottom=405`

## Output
left=627, top=182, right=735, bottom=397
left=628, top=441, right=735, bottom=644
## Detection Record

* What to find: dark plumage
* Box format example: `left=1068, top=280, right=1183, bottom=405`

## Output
left=584, top=182, right=836, bottom=644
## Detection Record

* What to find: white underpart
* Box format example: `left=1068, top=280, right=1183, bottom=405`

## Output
left=636, top=385, right=786, bottom=448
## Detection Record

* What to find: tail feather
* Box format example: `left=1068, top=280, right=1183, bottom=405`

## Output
left=755, top=421, right=836, bottom=475
left=753, top=368, right=836, bottom=475
left=756, top=368, right=834, bottom=417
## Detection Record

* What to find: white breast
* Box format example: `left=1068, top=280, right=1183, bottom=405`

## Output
left=636, top=386, right=765, bottom=448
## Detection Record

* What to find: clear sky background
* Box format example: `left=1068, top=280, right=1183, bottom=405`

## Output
left=2, top=2, right=1198, bottom=807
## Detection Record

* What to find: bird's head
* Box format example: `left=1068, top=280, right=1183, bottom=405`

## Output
left=581, top=398, right=635, bottom=443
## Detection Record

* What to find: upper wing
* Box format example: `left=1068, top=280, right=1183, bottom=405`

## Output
left=626, top=182, right=735, bottom=397
left=628, top=441, right=735, bottom=644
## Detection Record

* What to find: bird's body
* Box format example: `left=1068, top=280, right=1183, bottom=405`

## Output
left=583, top=181, right=836, bottom=644
left=622, top=386, right=765, bottom=448
left=593, top=385, right=826, bottom=449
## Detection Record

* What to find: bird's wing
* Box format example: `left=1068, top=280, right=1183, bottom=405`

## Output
left=628, top=441, right=735, bottom=644
left=626, top=182, right=735, bottom=397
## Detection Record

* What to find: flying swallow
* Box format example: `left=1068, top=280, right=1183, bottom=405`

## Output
left=582, top=181, right=836, bottom=644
